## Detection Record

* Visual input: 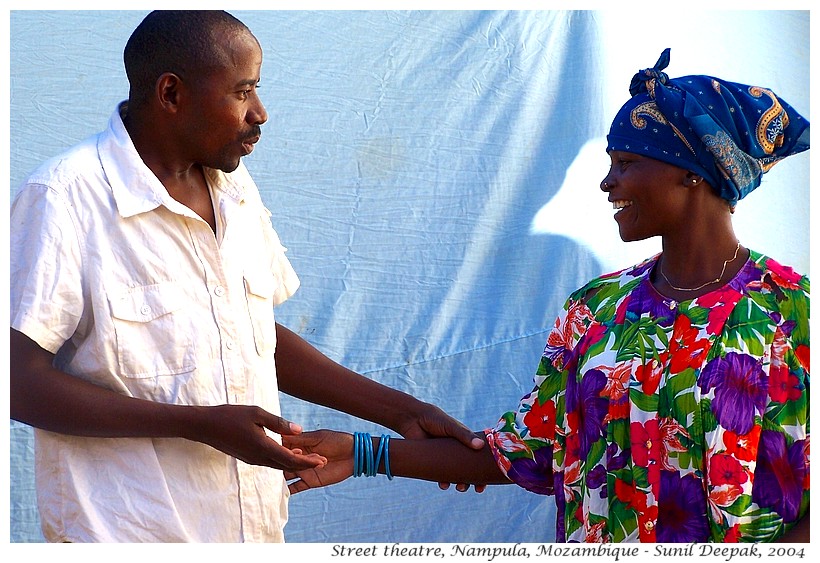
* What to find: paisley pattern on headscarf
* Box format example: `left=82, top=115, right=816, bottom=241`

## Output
left=606, top=48, right=810, bottom=204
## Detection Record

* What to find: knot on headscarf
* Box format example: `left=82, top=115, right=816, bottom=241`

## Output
left=628, top=48, right=671, bottom=97
left=607, top=48, right=810, bottom=204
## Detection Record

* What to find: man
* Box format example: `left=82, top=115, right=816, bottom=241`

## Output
left=9, top=10, right=481, bottom=543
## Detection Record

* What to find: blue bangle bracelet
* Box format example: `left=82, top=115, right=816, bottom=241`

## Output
left=374, top=434, right=387, bottom=476
left=352, top=432, right=392, bottom=479
left=365, top=433, right=374, bottom=477
left=383, top=434, right=393, bottom=480
left=353, top=432, right=361, bottom=477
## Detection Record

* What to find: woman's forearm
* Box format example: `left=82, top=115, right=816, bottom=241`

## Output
left=378, top=436, right=509, bottom=485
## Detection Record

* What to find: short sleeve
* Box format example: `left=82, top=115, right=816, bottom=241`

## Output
left=10, top=183, right=85, bottom=353
left=483, top=302, right=581, bottom=496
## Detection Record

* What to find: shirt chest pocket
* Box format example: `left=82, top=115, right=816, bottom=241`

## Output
left=108, top=283, right=196, bottom=378
left=243, top=270, right=278, bottom=356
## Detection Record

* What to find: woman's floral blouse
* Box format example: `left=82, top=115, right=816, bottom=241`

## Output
left=487, top=250, right=809, bottom=543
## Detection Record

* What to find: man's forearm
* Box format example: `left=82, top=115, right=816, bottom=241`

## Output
left=11, top=329, right=198, bottom=439
left=274, top=323, right=423, bottom=431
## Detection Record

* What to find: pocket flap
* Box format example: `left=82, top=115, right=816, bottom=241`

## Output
left=109, top=283, right=184, bottom=322
left=243, top=270, right=278, bottom=299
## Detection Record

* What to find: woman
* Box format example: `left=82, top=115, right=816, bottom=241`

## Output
left=284, top=50, right=810, bottom=543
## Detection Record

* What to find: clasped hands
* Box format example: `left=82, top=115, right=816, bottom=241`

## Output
left=199, top=402, right=485, bottom=494
left=282, top=430, right=487, bottom=495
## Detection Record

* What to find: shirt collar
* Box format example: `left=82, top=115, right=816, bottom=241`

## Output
left=98, top=102, right=247, bottom=218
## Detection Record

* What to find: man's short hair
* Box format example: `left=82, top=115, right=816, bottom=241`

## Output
left=123, top=10, right=251, bottom=106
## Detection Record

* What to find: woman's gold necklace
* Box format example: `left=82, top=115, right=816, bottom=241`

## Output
left=660, top=241, right=741, bottom=292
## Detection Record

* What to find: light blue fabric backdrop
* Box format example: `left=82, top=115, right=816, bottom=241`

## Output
left=8, top=9, right=810, bottom=543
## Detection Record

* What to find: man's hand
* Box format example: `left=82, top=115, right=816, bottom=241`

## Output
left=396, top=401, right=484, bottom=449
left=283, top=430, right=354, bottom=493
left=186, top=404, right=328, bottom=471
left=395, top=401, right=487, bottom=493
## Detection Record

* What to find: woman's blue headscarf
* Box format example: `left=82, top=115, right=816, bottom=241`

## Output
left=606, top=48, right=810, bottom=205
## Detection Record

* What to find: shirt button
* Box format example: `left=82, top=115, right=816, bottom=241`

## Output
left=214, top=285, right=225, bottom=297
left=140, top=305, right=151, bottom=316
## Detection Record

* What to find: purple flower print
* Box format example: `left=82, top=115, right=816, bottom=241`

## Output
left=565, top=368, right=608, bottom=459
left=506, top=445, right=554, bottom=495
left=606, top=441, right=630, bottom=471
left=699, top=352, right=768, bottom=435
left=627, top=278, right=676, bottom=326
left=657, top=471, right=710, bottom=543
left=752, top=430, right=806, bottom=522
left=587, top=463, right=608, bottom=499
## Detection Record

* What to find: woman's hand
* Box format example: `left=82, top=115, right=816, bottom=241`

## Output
left=283, top=430, right=355, bottom=493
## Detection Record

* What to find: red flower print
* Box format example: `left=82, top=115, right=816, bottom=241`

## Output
left=708, top=483, right=743, bottom=523
left=724, top=426, right=761, bottom=463
left=614, top=293, right=630, bottom=325
left=724, top=523, right=741, bottom=543
left=523, top=400, right=556, bottom=440
left=658, top=417, right=690, bottom=471
left=765, top=258, right=803, bottom=290
left=631, top=419, right=660, bottom=467
left=577, top=321, right=607, bottom=358
left=615, top=478, right=648, bottom=512
left=614, top=477, right=633, bottom=504
left=597, top=362, right=631, bottom=423
left=563, top=462, right=584, bottom=509
left=695, top=286, right=742, bottom=335
left=668, top=315, right=711, bottom=374
left=795, top=344, right=810, bottom=372
left=770, top=364, right=802, bottom=403
left=488, top=429, right=529, bottom=454
left=605, top=396, right=630, bottom=423
left=771, top=325, right=789, bottom=366
left=547, top=300, right=593, bottom=351
left=565, top=413, right=582, bottom=466
left=584, top=520, right=607, bottom=543
left=636, top=357, right=663, bottom=395
left=709, top=453, right=749, bottom=486
left=638, top=504, right=658, bottom=543
left=485, top=429, right=532, bottom=474
left=601, top=362, right=631, bottom=401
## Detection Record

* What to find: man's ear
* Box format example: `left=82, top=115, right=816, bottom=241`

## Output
left=155, top=72, right=183, bottom=113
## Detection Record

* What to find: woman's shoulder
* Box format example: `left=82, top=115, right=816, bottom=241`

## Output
left=746, top=249, right=810, bottom=296
left=741, top=250, right=810, bottom=349
left=569, top=255, right=657, bottom=304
